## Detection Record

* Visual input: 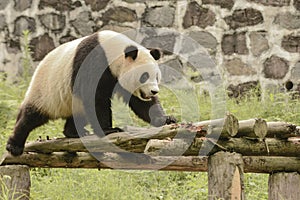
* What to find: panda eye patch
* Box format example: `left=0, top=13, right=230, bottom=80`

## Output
left=140, top=72, right=150, bottom=84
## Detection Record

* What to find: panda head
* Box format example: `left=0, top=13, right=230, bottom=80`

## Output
left=117, top=45, right=162, bottom=101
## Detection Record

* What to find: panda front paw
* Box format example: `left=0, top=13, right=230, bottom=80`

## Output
left=151, top=115, right=177, bottom=127
left=6, top=138, right=24, bottom=156
left=165, top=115, right=177, bottom=124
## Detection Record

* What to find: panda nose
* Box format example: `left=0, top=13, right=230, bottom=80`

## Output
left=151, top=90, right=159, bottom=95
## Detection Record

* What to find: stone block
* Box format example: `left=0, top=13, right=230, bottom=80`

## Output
left=186, top=31, right=217, bottom=51
left=263, top=55, right=289, bottom=79
left=0, top=14, right=6, bottom=31
left=71, top=11, right=95, bottom=36
left=159, top=58, right=183, bottom=83
left=14, top=0, right=32, bottom=11
left=202, top=0, right=235, bottom=10
left=222, top=32, right=248, bottom=55
left=247, top=0, right=290, bottom=7
left=123, top=0, right=147, bottom=2
left=143, top=6, right=175, bottom=27
left=224, top=58, right=256, bottom=76
left=39, top=13, right=66, bottom=33
left=141, top=34, right=177, bottom=55
left=102, top=7, right=137, bottom=24
left=249, top=31, right=269, bottom=56
left=6, top=39, right=21, bottom=54
left=227, top=81, right=260, bottom=98
left=274, top=12, right=300, bottom=30
left=59, top=32, right=77, bottom=44
left=0, top=0, right=9, bottom=10
left=282, top=34, right=300, bottom=53
left=290, top=62, right=300, bottom=80
left=183, top=1, right=216, bottom=29
left=13, top=16, right=36, bottom=36
left=30, top=33, right=55, bottom=61
left=294, top=0, right=300, bottom=10
left=39, top=0, right=74, bottom=11
left=225, top=8, right=263, bottom=29
left=84, top=0, right=109, bottom=11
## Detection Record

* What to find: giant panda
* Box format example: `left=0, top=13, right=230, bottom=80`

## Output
left=6, top=30, right=176, bottom=156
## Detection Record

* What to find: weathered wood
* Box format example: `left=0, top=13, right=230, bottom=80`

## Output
left=268, top=172, right=300, bottom=200
left=267, top=122, right=300, bottom=138
left=2, top=153, right=300, bottom=173
left=237, top=118, right=268, bottom=139
left=5, top=136, right=297, bottom=161
left=194, top=113, right=239, bottom=138
left=0, top=165, right=30, bottom=200
left=23, top=125, right=181, bottom=154
left=208, top=152, right=245, bottom=200
left=145, top=138, right=300, bottom=157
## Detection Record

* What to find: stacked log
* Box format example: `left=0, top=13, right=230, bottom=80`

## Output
left=1, top=113, right=299, bottom=172
left=1, top=113, right=300, bottom=200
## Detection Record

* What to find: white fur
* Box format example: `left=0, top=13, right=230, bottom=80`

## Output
left=23, top=30, right=161, bottom=119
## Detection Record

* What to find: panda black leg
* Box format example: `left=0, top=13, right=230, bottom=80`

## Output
left=118, top=86, right=177, bottom=126
left=63, top=116, right=88, bottom=138
left=6, top=104, right=49, bottom=156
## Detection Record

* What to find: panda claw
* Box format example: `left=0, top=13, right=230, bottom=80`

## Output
left=6, top=141, right=24, bottom=156
left=103, top=127, right=124, bottom=135
left=165, top=115, right=177, bottom=124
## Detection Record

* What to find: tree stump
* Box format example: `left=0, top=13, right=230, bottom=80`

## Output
left=208, top=151, right=245, bottom=200
left=268, top=172, right=300, bottom=200
left=0, top=165, right=30, bottom=200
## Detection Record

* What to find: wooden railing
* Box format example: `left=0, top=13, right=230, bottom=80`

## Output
left=1, top=114, right=299, bottom=200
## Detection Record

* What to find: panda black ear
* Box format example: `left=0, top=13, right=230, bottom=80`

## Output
left=125, top=45, right=138, bottom=60
left=149, top=49, right=161, bottom=60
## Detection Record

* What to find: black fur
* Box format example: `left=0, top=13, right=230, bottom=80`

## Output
left=150, top=49, right=161, bottom=60
left=124, top=45, right=138, bottom=60
left=6, top=105, right=49, bottom=156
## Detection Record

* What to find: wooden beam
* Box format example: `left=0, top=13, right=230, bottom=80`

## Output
left=0, top=165, right=30, bottom=200
left=237, top=118, right=267, bottom=139
left=208, top=152, right=245, bottom=200
left=145, top=138, right=300, bottom=157
left=268, top=172, right=300, bottom=200
left=266, top=122, right=299, bottom=138
left=2, top=153, right=300, bottom=173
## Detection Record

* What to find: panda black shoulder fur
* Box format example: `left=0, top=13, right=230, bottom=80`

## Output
left=6, top=30, right=176, bottom=156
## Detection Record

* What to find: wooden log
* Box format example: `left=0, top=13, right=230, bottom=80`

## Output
left=268, top=172, right=300, bottom=200
left=145, top=138, right=300, bottom=157
left=237, top=118, right=267, bottom=139
left=208, top=152, right=245, bottom=200
left=194, top=113, right=239, bottom=138
left=1, top=153, right=300, bottom=173
left=0, top=165, right=30, bottom=200
left=267, top=122, right=300, bottom=138
left=22, top=125, right=181, bottom=154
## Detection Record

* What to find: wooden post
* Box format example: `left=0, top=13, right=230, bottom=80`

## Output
left=268, top=172, right=300, bottom=200
left=0, top=165, right=30, bottom=200
left=208, top=151, right=245, bottom=200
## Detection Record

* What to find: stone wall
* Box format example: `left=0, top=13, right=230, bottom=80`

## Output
left=0, top=0, right=300, bottom=96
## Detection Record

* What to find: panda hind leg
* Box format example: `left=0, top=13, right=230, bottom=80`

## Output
left=63, top=116, right=88, bottom=138
left=6, top=104, right=49, bottom=156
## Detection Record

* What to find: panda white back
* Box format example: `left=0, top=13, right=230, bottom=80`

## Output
left=24, top=36, right=88, bottom=118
